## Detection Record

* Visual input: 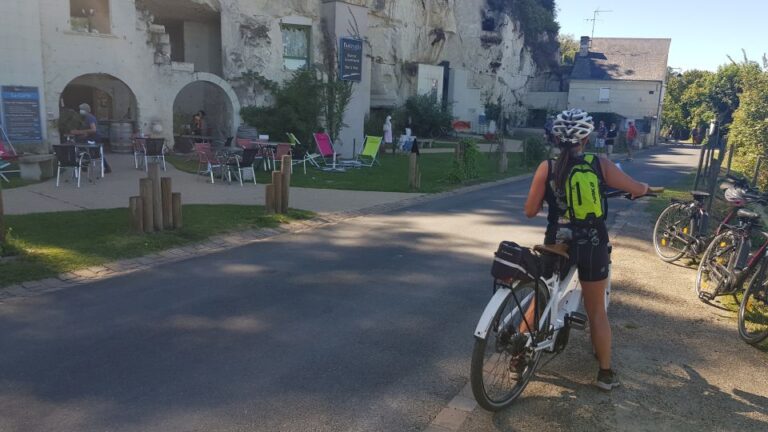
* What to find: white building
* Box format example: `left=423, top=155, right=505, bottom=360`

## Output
left=1, top=0, right=547, bottom=156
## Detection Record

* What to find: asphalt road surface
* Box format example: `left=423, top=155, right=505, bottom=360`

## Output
left=0, top=145, right=701, bottom=432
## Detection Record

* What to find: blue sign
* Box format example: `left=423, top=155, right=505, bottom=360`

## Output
left=1, top=86, right=43, bottom=143
left=339, top=37, right=363, bottom=82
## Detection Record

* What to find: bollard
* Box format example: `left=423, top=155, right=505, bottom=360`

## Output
left=148, top=163, right=163, bottom=231
left=172, top=192, right=183, bottom=229
left=265, top=184, right=276, bottom=214
left=129, top=196, right=143, bottom=234
left=161, top=177, right=173, bottom=229
left=139, top=178, right=154, bottom=233
left=281, top=155, right=292, bottom=213
left=272, top=171, right=283, bottom=214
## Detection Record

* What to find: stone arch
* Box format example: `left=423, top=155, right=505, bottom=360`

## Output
left=172, top=72, right=241, bottom=140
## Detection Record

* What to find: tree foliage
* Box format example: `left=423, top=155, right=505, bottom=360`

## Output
left=558, top=33, right=579, bottom=65
left=727, top=62, right=768, bottom=187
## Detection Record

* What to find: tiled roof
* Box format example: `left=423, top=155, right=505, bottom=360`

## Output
left=571, top=37, right=671, bottom=82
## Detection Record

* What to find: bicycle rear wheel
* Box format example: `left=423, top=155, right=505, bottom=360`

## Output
left=738, top=264, right=768, bottom=345
left=695, top=231, right=737, bottom=302
left=470, top=281, right=549, bottom=411
left=652, top=203, right=691, bottom=262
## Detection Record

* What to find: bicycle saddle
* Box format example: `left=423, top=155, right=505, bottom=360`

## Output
left=533, top=244, right=570, bottom=259
left=690, top=190, right=710, bottom=200
left=737, top=209, right=761, bottom=219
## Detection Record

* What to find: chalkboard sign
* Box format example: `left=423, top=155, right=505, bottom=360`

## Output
left=1, top=86, right=43, bottom=143
left=339, top=38, right=363, bottom=82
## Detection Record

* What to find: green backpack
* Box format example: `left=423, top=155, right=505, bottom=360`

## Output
left=565, top=154, right=606, bottom=222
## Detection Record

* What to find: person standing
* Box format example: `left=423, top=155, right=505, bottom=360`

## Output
left=625, top=121, right=638, bottom=161
left=383, top=115, right=394, bottom=154
left=690, top=127, right=698, bottom=145
left=69, top=103, right=112, bottom=173
left=606, top=122, right=618, bottom=158
left=595, top=120, right=607, bottom=155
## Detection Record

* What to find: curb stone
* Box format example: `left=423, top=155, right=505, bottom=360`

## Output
left=0, top=172, right=534, bottom=303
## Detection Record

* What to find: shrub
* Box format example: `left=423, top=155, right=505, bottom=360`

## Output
left=522, top=136, right=548, bottom=167
left=394, top=93, right=453, bottom=138
left=448, top=139, right=481, bottom=183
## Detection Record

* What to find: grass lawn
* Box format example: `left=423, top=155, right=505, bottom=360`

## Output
left=0, top=205, right=313, bottom=287
left=0, top=164, right=42, bottom=189
left=168, top=152, right=533, bottom=194
left=645, top=173, right=696, bottom=216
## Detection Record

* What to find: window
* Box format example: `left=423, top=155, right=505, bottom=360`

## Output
left=281, top=25, right=310, bottom=70
left=70, top=0, right=111, bottom=35
left=598, top=87, right=610, bottom=102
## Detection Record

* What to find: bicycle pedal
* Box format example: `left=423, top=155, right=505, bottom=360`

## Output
left=698, top=291, right=715, bottom=302
left=567, top=312, right=588, bottom=331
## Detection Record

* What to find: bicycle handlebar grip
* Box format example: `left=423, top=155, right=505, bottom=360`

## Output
left=648, top=186, right=665, bottom=194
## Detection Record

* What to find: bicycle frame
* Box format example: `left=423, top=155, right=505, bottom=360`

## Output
left=474, top=258, right=611, bottom=352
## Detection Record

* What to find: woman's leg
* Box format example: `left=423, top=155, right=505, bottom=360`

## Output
left=581, top=278, right=611, bottom=369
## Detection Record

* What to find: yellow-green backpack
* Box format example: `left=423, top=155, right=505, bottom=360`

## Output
left=565, top=154, right=606, bottom=222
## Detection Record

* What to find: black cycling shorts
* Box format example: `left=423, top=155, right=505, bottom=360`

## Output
left=571, top=225, right=610, bottom=282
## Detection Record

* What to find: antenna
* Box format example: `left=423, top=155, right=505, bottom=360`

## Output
left=584, top=8, right=613, bottom=39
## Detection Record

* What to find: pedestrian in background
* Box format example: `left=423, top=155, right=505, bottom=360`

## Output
left=595, top=120, right=607, bottom=154
left=383, top=115, right=394, bottom=154
left=606, top=122, right=617, bottom=158
left=625, top=121, right=638, bottom=161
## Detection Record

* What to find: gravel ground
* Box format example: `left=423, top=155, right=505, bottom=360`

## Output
left=459, top=209, right=768, bottom=432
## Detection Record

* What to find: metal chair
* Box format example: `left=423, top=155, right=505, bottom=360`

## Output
left=144, top=138, right=166, bottom=171
left=133, top=137, right=146, bottom=170
left=195, top=146, right=222, bottom=183
left=53, top=144, right=90, bottom=188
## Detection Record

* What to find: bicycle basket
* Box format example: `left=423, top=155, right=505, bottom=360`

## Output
left=491, top=241, right=539, bottom=284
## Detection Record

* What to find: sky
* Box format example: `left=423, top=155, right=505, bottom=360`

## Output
left=555, top=0, right=766, bottom=72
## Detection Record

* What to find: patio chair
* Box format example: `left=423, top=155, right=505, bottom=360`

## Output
left=77, top=141, right=105, bottom=178
left=313, top=132, right=340, bottom=165
left=237, top=138, right=272, bottom=171
left=195, top=146, right=223, bottom=184
left=133, top=137, right=146, bottom=170
left=356, top=135, right=383, bottom=167
left=287, top=132, right=320, bottom=173
left=0, top=134, right=20, bottom=182
left=53, top=144, right=89, bottom=188
left=224, top=147, right=260, bottom=186
left=144, top=138, right=167, bottom=171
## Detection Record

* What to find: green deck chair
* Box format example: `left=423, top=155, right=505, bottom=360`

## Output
left=356, top=135, right=383, bottom=167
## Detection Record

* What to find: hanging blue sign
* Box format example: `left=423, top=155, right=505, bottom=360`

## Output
left=339, top=37, right=363, bottom=82
left=1, top=86, right=43, bottom=143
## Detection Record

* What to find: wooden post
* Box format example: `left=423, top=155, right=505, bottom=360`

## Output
left=752, top=156, right=763, bottom=187
left=272, top=171, right=283, bottom=214
left=128, top=196, right=143, bottom=234
left=409, top=153, right=420, bottom=191
left=281, top=155, right=292, bottom=213
left=265, top=184, right=276, bottom=214
left=172, top=192, right=183, bottom=229
left=139, top=178, right=154, bottom=233
left=161, top=177, right=173, bottom=229
left=148, top=163, right=163, bottom=231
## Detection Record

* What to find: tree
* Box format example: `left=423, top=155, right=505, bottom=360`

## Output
left=662, top=69, right=714, bottom=138
left=727, top=61, right=768, bottom=186
left=558, top=34, right=579, bottom=65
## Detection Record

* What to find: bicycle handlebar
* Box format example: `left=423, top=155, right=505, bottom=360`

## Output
left=604, top=186, right=663, bottom=200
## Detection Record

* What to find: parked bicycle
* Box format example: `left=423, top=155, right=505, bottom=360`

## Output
left=695, top=185, right=768, bottom=304
left=738, top=245, right=768, bottom=344
left=652, top=175, right=754, bottom=262
left=470, top=188, right=662, bottom=410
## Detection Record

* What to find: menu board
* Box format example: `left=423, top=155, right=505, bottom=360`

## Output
left=340, top=37, right=363, bottom=82
left=1, top=86, right=43, bottom=143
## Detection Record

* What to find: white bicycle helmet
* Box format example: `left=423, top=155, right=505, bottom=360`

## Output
left=724, top=186, right=747, bottom=206
left=552, top=109, right=594, bottom=146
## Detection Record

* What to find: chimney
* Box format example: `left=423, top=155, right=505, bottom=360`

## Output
left=579, top=36, right=590, bottom=57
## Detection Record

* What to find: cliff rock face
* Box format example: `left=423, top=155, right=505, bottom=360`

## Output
left=220, top=0, right=540, bottom=121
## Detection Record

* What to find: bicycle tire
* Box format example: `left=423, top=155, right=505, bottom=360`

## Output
left=695, top=231, right=738, bottom=302
left=652, top=203, right=691, bottom=262
left=738, top=264, right=768, bottom=345
left=470, top=281, right=549, bottom=411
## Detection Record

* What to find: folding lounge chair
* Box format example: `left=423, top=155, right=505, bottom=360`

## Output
left=356, top=135, right=383, bottom=167
left=286, top=132, right=319, bottom=173
left=312, top=132, right=337, bottom=165
left=0, top=134, right=20, bottom=182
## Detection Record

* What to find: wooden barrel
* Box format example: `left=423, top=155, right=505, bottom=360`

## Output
left=110, top=122, right=134, bottom=153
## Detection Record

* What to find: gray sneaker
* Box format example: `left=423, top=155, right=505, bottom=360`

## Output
left=596, top=368, right=621, bottom=391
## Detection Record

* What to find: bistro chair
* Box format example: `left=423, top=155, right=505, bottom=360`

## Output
left=76, top=141, right=105, bottom=178
left=133, top=137, right=146, bottom=170
left=224, top=147, right=261, bottom=186
left=195, top=145, right=222, bottom=184
left=53, top=144, right=90, bottom=188
left=144, top=138, right=167, bottom=171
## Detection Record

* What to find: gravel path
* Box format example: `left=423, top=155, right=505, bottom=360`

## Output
left=459, top=209, right=768, bottom=432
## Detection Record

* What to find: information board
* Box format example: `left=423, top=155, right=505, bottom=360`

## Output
left=1, top=86, right=43, bottom=143
left=340, top=38, right=363, bottom=82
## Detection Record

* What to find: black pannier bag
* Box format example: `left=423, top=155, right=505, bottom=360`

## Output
left=491, top=241, right=540, bottom=284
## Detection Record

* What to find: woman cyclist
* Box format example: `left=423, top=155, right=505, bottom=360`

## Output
left=523, top=109, right=649, bottom=390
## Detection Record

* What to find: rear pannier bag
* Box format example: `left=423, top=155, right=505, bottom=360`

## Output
left=491, top=241, right=539, bottom=284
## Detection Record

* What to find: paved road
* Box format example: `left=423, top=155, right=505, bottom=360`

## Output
left=0, top=146, right=700, bottom=431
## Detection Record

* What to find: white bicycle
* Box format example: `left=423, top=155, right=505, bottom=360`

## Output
left=470, top=189, right=661, bottom=410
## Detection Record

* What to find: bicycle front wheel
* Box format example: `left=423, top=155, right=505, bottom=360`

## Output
left=470, top=281, right=549, bottom=411
left=652, top=203, right=691, bottom=262
left=738, top=265, right=768, bottom=345
left=695, top=231, right=737, bottom=302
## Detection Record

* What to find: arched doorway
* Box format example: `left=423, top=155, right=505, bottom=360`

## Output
left=173, top=77, right=237, bottom=151
left=60, top=73, right=138, bottom=152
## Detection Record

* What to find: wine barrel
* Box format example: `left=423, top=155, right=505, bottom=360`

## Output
left=110, top=122, right=134, bottom=153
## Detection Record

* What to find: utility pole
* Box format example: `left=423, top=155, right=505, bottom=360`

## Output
left=585, top=8, right=613, bottom=39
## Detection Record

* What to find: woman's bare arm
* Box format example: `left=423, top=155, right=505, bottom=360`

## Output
left=600, top=157, right=648, bottom=198
left=524, top=161, right=549, bottom=218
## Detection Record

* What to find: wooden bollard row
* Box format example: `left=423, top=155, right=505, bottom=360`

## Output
left=129, top=162, right=182, bottom=233
left=265, top=155, right=292, bottom=214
